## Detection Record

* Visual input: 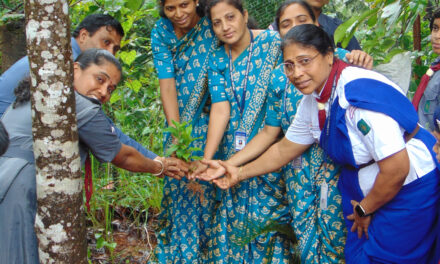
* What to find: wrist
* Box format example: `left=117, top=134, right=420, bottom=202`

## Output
left=355, top=201, right=373, bottom=217
left=152, top=158, right=164, bottom=176
left=238, top=165, right=246, bottom=182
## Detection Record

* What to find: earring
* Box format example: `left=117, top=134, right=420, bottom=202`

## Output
left=197, top=3, right=199, bottom=6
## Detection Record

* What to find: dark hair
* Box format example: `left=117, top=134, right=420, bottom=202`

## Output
left=72, top=14, right=124, bottom=38
left=275, top=0, right=315, bottom=31
left=281, top=24, right=334, bottom=55
left=13, top=77, right=31, bottom=108
left=158, top=0, right=205, bottom=18
left=75, top=48, right=122, bottom=73
left=206, top=0, right=245, bottom=20
left=0, top=121, right=8, bottom=156
left=430, top=8, right=440, bottom=32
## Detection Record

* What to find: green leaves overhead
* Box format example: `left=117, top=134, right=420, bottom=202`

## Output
left=333, top=0, right=430, bottom=65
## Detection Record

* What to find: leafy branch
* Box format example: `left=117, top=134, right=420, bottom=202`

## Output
left=165, top=120, right=202, bottom=162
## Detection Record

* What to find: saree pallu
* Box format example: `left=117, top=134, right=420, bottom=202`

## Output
left=150, top=17, right=218, bottom=263
left=267, top=65, right=346, bottom=264
left=207, top=30, right=293, bottom=263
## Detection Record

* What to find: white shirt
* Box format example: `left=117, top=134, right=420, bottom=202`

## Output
left=286, top=67, right=435, bottom=196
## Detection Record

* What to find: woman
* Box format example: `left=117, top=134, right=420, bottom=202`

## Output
left=0, top=49, right=185, bottom=264
left=194, top=0, right=294, bottom=262
left=204, top=24, right=440, bottom=263
left=150, top=0, right=219, bottom=262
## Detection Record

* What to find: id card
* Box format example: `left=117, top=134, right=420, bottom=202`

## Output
left=235, top=131, right=247, bottom=151
left=291, top=157, right=303, bottom=169
left=320, top=181, right=328, bottom=210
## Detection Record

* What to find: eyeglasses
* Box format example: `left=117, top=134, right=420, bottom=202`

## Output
left=281, top=52, right=320, bottom=76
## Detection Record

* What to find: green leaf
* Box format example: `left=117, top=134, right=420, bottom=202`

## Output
left=110, top=90, right=122, bottom=104
left=126, top=79, right=142, bottom=93
left=119, top=50, right=137, bottom=66
left=126, top=0, right=143, bottom=11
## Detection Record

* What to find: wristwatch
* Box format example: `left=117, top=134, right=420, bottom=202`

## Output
left=355, top=203, right=373, bottom=217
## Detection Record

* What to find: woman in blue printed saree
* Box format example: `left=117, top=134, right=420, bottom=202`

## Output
left=150, top=0, right=218, bottom=262
left=190, top=0, right=294, bottom=262
left=198, top=1, right=372, bottom=263
left=204, top=24, right=440, bottom=264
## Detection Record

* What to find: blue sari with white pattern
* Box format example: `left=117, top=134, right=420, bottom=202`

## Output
left=207, top=30, right=293, bottom=263
left=266, top=47, right=348, bottom=264
left=150, top=17, right=218, bottom=263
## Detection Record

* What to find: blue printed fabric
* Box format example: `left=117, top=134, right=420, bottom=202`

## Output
left=265, top=48, right=349, bottom=264
left=207, top=30, right=294, bottom=263
left=150, top=17, right=218, bottom=263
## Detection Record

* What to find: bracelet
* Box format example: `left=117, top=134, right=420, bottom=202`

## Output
left=238, top=166, right=244, bottom=181
left=152, top=159, right=164, bottom=176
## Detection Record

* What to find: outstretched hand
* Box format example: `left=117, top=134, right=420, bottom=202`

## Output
left=196, top=160, right=242, bottom=190
left=157, top=156, right=189, bottom=180
left=346, top=50, right=373, bottom=70
left=187, top=160, right=208, bottom=180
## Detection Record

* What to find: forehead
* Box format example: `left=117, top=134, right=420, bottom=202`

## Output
left=211, top=2, right=240, bottom=17
left=90, top=26, right=121, bottom=40
left=283, top=43, right=317, bottom=58
left=281, top=3, right=311, bottom=19
left=163, top=0, right=192, bottom=7
left=434, top=18, right=440, bottom=26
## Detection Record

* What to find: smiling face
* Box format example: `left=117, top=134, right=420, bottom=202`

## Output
left=279, top=3, right=317, bottom=38
left=77, top=26, right=122, bottom=55
left=163, top=0, right=199, bottom=33
left=210, top=2, right=248, bottom=46
left=73, top=61, right=121, bottom=104
left=432, top=18, right=440, bottom=55
left=283, top=43, right=333, bottom=95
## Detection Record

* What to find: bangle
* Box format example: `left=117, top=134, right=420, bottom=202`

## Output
left=238, top=166, right=244, bottom=181
left=152, top=159, right=164, bottom=176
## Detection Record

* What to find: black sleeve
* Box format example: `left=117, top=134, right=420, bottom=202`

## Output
left=78, top=109, right=122, bottom=163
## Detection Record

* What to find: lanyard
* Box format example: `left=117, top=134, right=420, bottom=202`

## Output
left=228, top=29, right=254, bottom=116
left=283, top=78, right=290, bottom=115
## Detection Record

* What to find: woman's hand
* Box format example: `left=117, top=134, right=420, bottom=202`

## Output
left=155, top=156, right=188, bottom=180
left=347, top=200, right=372, bottom=239
left=188, top=160, right=208, bottom=180
left=196, top=160, right=242, bottom=189
left=211, top=161, right=241, bottom=189
left=346, top=50, right=373, bottom=70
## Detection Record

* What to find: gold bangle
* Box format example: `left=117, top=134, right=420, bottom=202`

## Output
left=238, top=165, right=244, bottom=180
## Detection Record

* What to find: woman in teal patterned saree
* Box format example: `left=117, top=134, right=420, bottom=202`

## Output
left=150, top=0, right=218, bottom=262
left=194, top=0, right=294, bottom=262
left=198, top=1, right=373, bottom=263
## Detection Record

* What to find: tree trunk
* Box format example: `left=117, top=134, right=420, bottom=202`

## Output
left=413, top=14, right=421, bottom=66
left=0, top=15, right=26, bottom=73
left=24, top=1, right=87, bottom=263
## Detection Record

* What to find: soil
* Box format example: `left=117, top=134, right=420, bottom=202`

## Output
left=87, top=208, right=159, bottom=264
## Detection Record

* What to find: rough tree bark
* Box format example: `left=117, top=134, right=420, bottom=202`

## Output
left=24, top=1, right=87, bottom=263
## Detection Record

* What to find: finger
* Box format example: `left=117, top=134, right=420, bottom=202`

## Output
left=364, top=55, right=373, bottom=70
left=357, top=227, right=362, bottom=239
left=213, top=178, right=228, bottom=189
left=350, top=200, right=357, bottom=206
left=350, top=221, right=357, bottom=233
left=347, top=213, right=355, bottom=220
left=364, top=227, right=369, bottom=240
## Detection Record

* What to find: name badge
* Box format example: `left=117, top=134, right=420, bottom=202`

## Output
left=291, top=156, right=303, bottom=169
left=235, top=131, right=247, bottom=151
left=320, top=181, right=328, bottom=210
